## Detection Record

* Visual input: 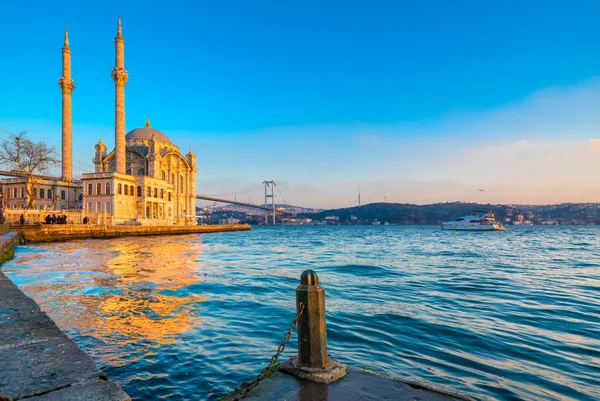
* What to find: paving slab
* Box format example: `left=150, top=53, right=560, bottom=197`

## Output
left=27, top=378, right=130, bottom=401
left=225, top=366, right=470, bottom=401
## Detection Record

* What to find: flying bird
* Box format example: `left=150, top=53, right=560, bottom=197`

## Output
left=478, top=189, right=485, bottom=192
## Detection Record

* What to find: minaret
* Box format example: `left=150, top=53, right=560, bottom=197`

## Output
left=58, top=27, right=75, bottom=182
left=111, top=16, right=128, bottom=174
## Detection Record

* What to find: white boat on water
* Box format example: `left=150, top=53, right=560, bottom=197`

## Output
left=441, top=211, right=505, bottom=231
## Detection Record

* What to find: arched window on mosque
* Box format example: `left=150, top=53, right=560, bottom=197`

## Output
left=88, top=184, right=93, bottom=195
left=137, top=186, right=142, bottom=197
left=106, top=183, right=111, bottom=195
left=97, top=183, right=102, bottom=195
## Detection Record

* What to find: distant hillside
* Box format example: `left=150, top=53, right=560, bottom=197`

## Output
left=298, top=202, right=600, bottom=225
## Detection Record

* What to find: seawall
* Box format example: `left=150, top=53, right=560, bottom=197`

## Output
left=13, top=224, right=251, bottom=243
left=0, top=232, right=130, bottom=400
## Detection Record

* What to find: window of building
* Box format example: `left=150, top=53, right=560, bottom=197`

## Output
left=180, top=176, right=184, bottom=192
left=97, top=183, right=102, bottom=195
left=33, top=188, right=37, bottom=198
left=137, top=186, right=142, bottom=197
left=124, top=185, right=128, bottom=196
left=168, top=192, right=171, bottom=201
left=88, top=184, right=93, bottom=195
left=171, top=173, right=174, bottom=185
left=130, top=185, right=134, bottom=196
left=160, top=188, right=164, bottom=199
left=97, top=202, right=102, bottom=212
left=87, top=201, right=92, bottom=211
left=20, top=187, right=24, bottom=198
left=5, top=188, right=9, bottom=199
left=40, top=189, right=44, bottom=199
left=106, top=202, right=111, bottom=213
left=61, top=190, right=66, bottom=200
left=106, top=183, right=110, bottom=195
left=162, top=171, right=166, bottom=181
left=147, top=186, right=151, bottom=197
left=13, top=188, right=17, bottom=198
left=154, top=187, right=158, bottom=198
left=118, top=183, right=122, bottom=195
left=47, top=190, right=52, bottom=199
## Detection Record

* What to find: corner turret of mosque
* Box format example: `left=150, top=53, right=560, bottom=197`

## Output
left=1, top=18, right=198, bottom=226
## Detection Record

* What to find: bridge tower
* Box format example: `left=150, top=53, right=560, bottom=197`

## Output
left=263, top=180, right=275, bottom=225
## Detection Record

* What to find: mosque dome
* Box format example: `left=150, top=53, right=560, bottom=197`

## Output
left=126, top=118, right=172, bottom=143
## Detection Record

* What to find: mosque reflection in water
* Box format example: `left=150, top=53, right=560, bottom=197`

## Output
left=15, top=236, right=205, bottom=360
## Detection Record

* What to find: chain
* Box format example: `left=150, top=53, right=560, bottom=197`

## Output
left=231, top=302, right=305, bottom=401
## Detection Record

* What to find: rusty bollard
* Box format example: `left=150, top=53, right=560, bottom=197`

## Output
left=281, top=269, right=347, bottom=383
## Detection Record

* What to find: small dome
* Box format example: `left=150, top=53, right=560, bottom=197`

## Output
left=126, top=127, right=172, bottom=144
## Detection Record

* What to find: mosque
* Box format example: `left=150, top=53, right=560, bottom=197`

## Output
left=1, top=18, right=198, bottom=225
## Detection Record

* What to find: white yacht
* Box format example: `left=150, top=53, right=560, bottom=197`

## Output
left=441, top=211, right=505, bottom=231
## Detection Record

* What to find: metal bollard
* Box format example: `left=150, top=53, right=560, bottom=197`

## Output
left=296, top=269, right=329, bottom=368
left=281, top=269, right=347, bottom=383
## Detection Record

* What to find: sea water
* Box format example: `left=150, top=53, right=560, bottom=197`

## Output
left=3, top=226, right=599, bottom=400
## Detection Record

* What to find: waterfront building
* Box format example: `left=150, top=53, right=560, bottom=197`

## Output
left=1, top=18, right=197, bottom=225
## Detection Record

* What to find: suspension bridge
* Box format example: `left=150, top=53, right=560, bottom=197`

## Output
left=196, top=180, right=293, bottom=224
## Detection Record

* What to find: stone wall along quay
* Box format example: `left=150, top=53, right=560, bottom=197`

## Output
left=13, top=224, right=251, bottom=243
left=0, top=233, right=130, bottom=400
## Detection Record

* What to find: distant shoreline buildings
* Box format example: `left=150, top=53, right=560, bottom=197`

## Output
left=1, top=18, right=197, bottom=225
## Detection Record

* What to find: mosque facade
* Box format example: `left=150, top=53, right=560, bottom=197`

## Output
left=1, top=18, right=197, bottom=225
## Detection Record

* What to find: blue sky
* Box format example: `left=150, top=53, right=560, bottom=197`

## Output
left=1, top=1, right=600, bottom=207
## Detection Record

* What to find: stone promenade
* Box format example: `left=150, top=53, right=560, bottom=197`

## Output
left=14, top=223, right=250, bottom=243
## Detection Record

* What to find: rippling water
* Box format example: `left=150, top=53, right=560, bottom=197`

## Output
left=3, top=226, right=600, bottom=400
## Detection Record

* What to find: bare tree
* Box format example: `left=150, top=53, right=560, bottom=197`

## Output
left=0, top=131, right=61, bottom=209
